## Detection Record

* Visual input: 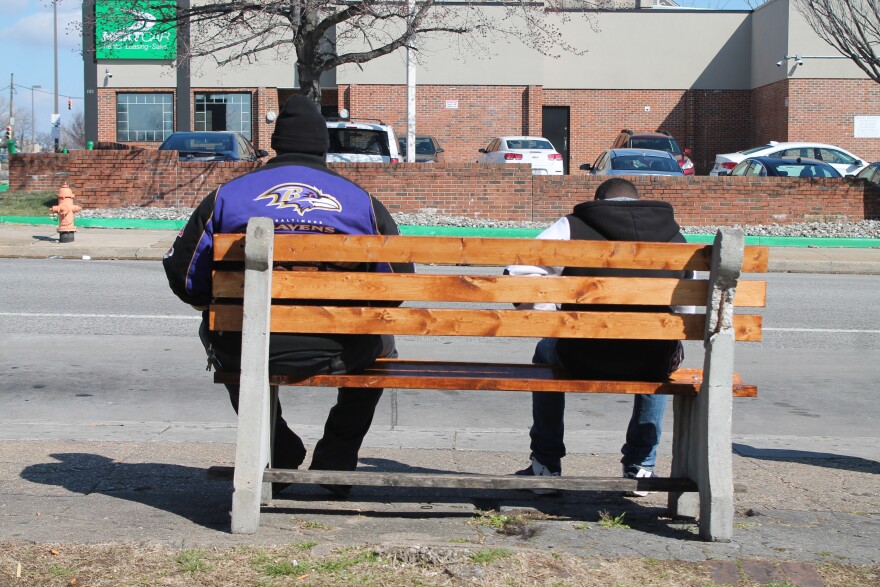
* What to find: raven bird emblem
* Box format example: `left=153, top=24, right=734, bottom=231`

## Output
left=255, top=183, right=342, bottom=216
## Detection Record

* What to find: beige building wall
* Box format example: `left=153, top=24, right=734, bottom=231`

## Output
left=336, top=8, right=754, bottom=90
left=785, top=1, right=867, bottom=79
left=95, top=0, right=868, bottom=93
left=544, top=10, right=752, bottom=89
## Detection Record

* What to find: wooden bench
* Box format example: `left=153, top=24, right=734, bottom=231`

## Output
left=208, top=217, right=768, bottom=541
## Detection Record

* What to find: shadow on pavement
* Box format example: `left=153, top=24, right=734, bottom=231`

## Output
left=20, top=452, right=233, bottom=531
left=733, top=444, right=879, bottom=472
left=20, top=453, right=704, bottom=541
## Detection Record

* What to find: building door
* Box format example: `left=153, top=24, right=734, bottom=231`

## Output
left=542, top=106, right=570, bottom=175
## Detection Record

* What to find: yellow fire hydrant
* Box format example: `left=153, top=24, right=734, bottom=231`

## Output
left=50, top=183, right=83, bottom=243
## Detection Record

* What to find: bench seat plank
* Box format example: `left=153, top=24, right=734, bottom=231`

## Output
left=214, top=233, right=770, bottom=273
left=212, top=271, right=768, bottom=308
left=210, top=305, right=762, bottom=341
left=207, top=466, right=700, bottom=492
left=214, top=361, right=757, bottom=397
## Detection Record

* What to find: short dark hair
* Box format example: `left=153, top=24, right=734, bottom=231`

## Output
left=595, top=178, right=639, bottom=201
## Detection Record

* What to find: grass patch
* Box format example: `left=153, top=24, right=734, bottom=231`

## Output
left=46, top=562, right=78, bottom=579
left=174, top=549, right=211, bottom=573
left=254, top=548, right=378, bottom=579
left=297, top=519, right=332, bottom=530
left=0, top=190, right=57, bottom=216
left=3, top=541, right=878, bottom=586
left=598, top=510, right=630, bottom=530
left=469, top=509, right=528, bottom=531
left=469, top=548, right=513, bottom=564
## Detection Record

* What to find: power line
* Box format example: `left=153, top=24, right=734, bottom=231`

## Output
left=12, top=83, right=83, bottom=101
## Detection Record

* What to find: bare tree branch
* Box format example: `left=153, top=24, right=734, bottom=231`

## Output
left=794, top=0, right=880, bottom=84
left=90, top=0, right=602, bottom=103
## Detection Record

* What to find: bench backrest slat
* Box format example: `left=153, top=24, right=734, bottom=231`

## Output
left=212, top=271, right=767, bottom=307
left=210, top=230, right=766, bottom=345
left=210, top=305, right=763, bottom=341
left=214, top=234, right=769, bottom=273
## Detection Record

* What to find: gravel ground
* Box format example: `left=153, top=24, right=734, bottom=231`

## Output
left=76, top=206, right=880, bottom=238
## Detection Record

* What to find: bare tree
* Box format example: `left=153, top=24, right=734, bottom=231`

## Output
left=795, top=0, right=880, bottom=83
left=63, top=111, right=86, bottom=150
left=93, top=0, right=605, bottom=104
left=2, top=104, right=37, bottom=153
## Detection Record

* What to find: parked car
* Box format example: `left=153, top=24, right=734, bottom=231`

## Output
left=477, top=136, right=564, bottom=175
left=158, top=131, right=267, bottom=162
left=710, top=141, right=866, bottom=177
left=579, top=148, right=685, bottom=176
left=326, top=119, right=400, bottom=163
left=728, top=156, right=841, bottom=178
left=398, top=135, right=444, bottom=163
left=852, top=161, right=880, bottom=184
left=611, top=129, right=694, bottom=175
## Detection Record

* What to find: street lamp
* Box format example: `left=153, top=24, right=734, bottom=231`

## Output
left=31, top=85, right=43, bottom=152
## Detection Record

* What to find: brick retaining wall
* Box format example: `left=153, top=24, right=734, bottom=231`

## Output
left=9, top=150, right=879, bottom=225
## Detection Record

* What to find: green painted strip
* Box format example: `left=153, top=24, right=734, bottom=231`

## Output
left=683, top=233, right=880, bottom=248
left=0, top=216, right=56, bottom=226
left=0, top=216, right=187, bottom=230
left=1, top=216, right=877, bottom=248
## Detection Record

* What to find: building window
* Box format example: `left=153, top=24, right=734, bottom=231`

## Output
left=194, top=93, right=252, bottom=140
left=116, top=93, right=174, bottom=142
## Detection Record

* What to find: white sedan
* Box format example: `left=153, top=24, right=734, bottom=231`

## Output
left=477, top=136, right=564, bottom=175
left=710, top=141, right=867, bottom=177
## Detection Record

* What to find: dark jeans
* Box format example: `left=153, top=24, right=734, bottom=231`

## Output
left=529, top=337, right=682, bottom=473
left=200, top=320, right=395, bottom=471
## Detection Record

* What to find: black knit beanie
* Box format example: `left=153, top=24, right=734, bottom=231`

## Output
left=271, top=94, right=330, bottom=155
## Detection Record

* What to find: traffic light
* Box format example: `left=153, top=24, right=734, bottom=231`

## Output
left=4, top=126, right=11, bottom=140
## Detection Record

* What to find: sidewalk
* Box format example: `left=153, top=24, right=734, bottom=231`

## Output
left=2, top=439, right=878, bottom=564
left=1, top=222, right=880, bottom=274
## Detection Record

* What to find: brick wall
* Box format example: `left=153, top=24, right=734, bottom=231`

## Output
left=751, top=80, right=789, bottom=145
left=788, top=78, right=880, bottom=161
left=10, top=151, right=878, bottom=224
left=337, top=85, right=761, bottom=175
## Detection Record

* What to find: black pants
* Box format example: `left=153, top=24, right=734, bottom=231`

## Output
left=223, top=383, right=383, bottom=471
left=201, top=320, right=394, bottom=471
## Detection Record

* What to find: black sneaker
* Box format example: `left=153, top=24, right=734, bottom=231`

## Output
left=514, top=458, right=561, bottom=495
left=622, top=464, right=656, bottom=497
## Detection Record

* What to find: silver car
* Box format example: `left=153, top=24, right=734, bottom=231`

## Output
left=580, top=148, right=684, bottom=176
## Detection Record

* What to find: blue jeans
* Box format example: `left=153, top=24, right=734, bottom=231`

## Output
left=528, top=337, right=672, bottom=473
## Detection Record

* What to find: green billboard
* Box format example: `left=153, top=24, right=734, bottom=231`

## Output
left=96, top=0, right=177, bottom=60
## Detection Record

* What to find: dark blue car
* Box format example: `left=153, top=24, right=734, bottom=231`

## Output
left=728, top=156, right=841, bottom=178
left=158, top=131, right=267, bottom=162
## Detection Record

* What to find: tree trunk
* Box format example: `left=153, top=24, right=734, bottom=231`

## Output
left=296, top=63, right=323, bottom=107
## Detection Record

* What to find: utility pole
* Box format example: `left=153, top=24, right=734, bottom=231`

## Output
left=405, top=0, right=416, bottom=163
left=9, top=73, right=13, bottom=127
left=54, top=0, right=60, bottom=152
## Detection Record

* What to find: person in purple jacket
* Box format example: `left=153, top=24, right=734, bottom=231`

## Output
left=163, top=95, right=413, bottom=497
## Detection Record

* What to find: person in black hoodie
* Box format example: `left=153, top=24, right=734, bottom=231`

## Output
left=163, top=95, right=414, bottom=497
left=506, top=178, right=686, bottom=496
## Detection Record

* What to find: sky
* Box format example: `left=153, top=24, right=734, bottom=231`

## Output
left=0, top=0, right=759, bottom=137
